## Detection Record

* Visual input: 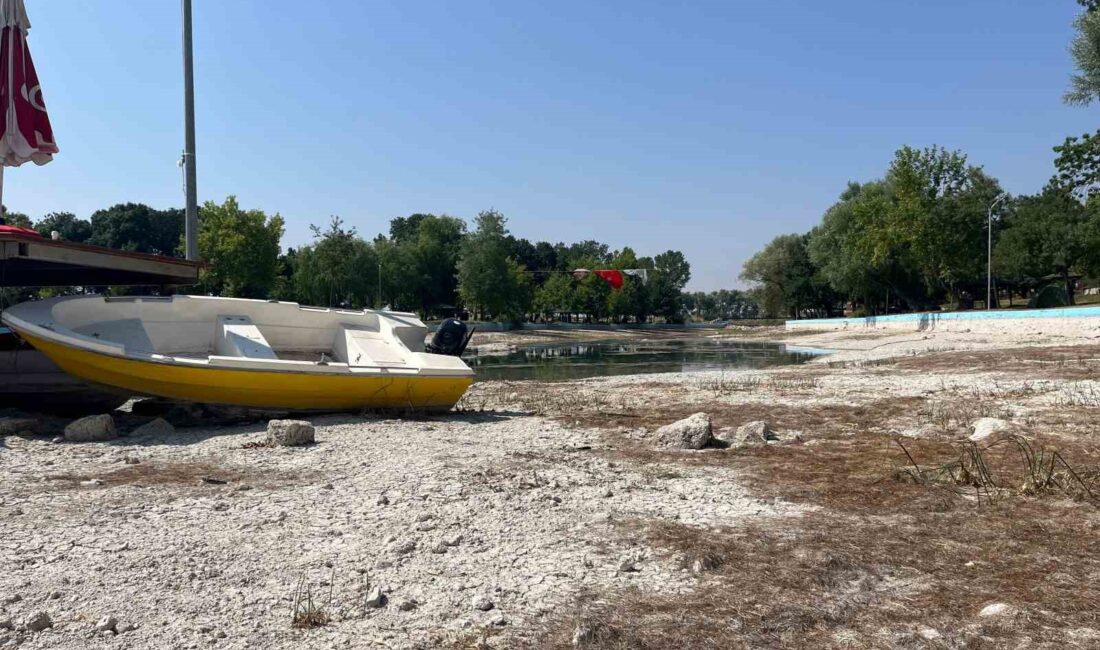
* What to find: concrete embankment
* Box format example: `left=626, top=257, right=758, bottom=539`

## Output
left=786, top=305, right=1100, bottom=337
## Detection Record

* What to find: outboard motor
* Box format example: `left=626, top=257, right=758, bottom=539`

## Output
left=427, top=318, right=474, bottom=356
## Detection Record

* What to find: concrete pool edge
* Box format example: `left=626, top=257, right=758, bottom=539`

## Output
left=786, top=305, right=1100, bottom=336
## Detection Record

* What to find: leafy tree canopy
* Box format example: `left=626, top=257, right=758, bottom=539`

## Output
left=34, top=212, right=92, bottom=242
left=88, top=203, right=183, bottom=256
left=1067, top=10, right=1100, bottom=105
left=457, top=210, right=531, bottom=321
left=197, top=196, right=285, bottom=299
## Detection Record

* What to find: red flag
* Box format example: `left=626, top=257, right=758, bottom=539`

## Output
left=594, top=269, right=624, bottom=290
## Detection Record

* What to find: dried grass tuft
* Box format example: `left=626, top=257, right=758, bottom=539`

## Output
left=291, top=569, right=334, bottom=630
left=895, top=435, right=1100, bottom=504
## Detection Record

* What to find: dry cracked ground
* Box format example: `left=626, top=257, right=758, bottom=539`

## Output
left=5, top=328, right=1100, bottom=648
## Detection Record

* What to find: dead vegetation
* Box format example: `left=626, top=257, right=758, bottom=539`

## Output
left=520, top=429, right=1100, bottom=648
left=894, top=344, right=1100, bottom=379
left=895, top=435, right=1100, bottom=504
left=524, top=499, right=1100, bottom=648
left=697, top=374, right=820, bottom=396
left=44, top=460, right=300, bottom=490
left=290, top=570, right=334, bottom=629
left=490, top=348, right=1100, bottom=648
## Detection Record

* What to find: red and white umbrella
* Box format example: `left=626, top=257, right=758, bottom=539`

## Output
left=0, top=0, right=57, bottom=211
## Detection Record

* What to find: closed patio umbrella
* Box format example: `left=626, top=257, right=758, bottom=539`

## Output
left=0, top=0, right=57, bottom=213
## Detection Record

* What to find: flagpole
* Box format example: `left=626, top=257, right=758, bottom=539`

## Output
left=182, top=0, right=198, bottom=260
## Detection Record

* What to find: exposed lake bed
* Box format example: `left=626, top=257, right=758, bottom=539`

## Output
left=4, top=324, right=1100, bottom=648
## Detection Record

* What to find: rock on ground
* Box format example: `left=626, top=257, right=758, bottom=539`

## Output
left=364, top=586, right=385, bottom=608
left=0, top=417, right=36, bottom=435
left=721, top=420, right=777, bottom=445
left=979, top=602, right=1017, bottom=618
left=969, top=417, right=1011, bottom=442
left=95, top=614, right=117, bottom=633
left=63, top=414, right=117, bottom=442
left=22, top=611, right=51, bottom=632
left=130, top=417, right=175, bottom=437
left=655, top=412, right=712, bottom=449
left=266, top=419, right=315, bottom=446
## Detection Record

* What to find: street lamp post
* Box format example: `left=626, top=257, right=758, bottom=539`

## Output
left=987, top=193, right=1008, bottom=310
left=377, top=260, right=382, bottom=309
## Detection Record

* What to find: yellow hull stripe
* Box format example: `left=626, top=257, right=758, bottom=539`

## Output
left=17, top=331, right=473, bottom=410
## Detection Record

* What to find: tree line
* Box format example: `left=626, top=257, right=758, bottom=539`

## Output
left=741, top=3, right=1100, bottom=319
left=6, top=200, right=698, bottom=323
left=741, top=145, right=1100, bottom=318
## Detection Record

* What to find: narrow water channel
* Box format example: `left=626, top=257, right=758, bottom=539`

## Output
left=465, top=338, right=822, bottom=382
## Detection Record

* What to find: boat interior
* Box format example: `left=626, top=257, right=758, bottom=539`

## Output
left=7, top=295, right=472, bottom=376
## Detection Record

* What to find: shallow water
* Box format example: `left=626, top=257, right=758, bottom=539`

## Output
left=466, top=337, right=821, bottom=382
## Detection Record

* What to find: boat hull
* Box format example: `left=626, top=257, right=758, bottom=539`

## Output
left=18, top=331, right=473, bottom=411
left=0, top=342, right=129, bottom=415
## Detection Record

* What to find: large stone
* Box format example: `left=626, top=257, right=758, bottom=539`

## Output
left=265, top=420, right=315, bottom=447
left=22, top=611, right=51, bottom=632
left=655, top=413, right=712, bottom=449
left=130, top=418, right=175, bottom=438
left=63, top=414, right=117, bottom=442
left=968, top=418, right=1011, bottom=442
left=725, top=420, right=778, bottom=445
left=94, top=615, right=117, bottom=633
left=364, top=586, right=385, bottom=609
left=0, top=417, right=36, bottom=435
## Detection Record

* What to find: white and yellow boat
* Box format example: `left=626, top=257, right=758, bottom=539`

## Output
left=1, top=295, right=474, bottom=411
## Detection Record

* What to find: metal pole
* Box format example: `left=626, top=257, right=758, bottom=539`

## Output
left=377, top=261, right=382, bottom=309
left=987, top=205, right=992, bottom=310
left=182, top=0, right=199, bottom=261
left=987, top=193, right=1006, bottom=310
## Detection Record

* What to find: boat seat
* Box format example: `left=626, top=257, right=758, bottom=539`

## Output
left=215, top=315, right=278, bottom=360
left=73, top=318, right=155, bottom=354
left=333, top=324, right=407, bottom=367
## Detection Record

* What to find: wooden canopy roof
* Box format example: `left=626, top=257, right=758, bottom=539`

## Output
left=0, top=232, right=201, bottom=287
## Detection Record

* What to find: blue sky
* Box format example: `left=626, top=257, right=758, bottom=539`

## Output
left=9, top=1, right=1097, bottom=290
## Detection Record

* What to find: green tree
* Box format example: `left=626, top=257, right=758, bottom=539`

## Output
left=533, top=272, right=574, bottom=321
left=888, top=146, right=1003, bottom=301
left=456, top=210, right=531, bottom=321
left=808, top=182, right=889, bottom=305
left=272, top=248, right=299, bottom=302
left=741, top=234, right=825, bottom=319
left=1067, top=9, right=1100, bottom=105
left=294, top=217, right=376, bottom=308
left=995, top=187, right=1089, bottom=303
left=1054, top=131, right=1100, bottom=197
left=557, top=240, right=611, bottom=270
left=648, top=250, right=691, bottom=321
left=197, top=197, right=285, bottom=298
left=88, top=203, right=183, bottom=256
left=1, top=208, right=32, bottom=228
left=34, top=212, right=92, bottom=242
left=404, top=214, right=466, bottom=315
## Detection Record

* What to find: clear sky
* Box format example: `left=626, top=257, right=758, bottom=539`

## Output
left=8, top=1, right=1097, bottom=290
